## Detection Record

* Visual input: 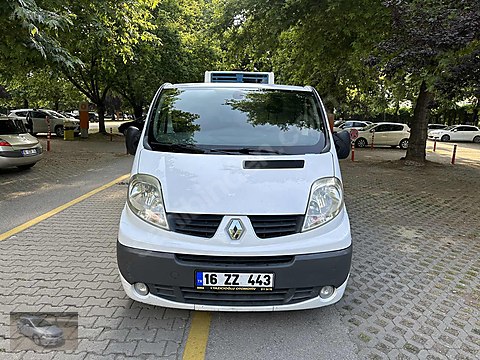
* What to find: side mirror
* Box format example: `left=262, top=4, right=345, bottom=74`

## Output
left=126, top=127, right=141, bottom=156
left=333, top=130, right=351, bottom=159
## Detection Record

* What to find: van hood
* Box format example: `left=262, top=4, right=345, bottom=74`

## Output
left=137, top=150, right=335, bottom=215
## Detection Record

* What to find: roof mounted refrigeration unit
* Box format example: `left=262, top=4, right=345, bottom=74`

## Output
left=204, top=71, right=275, bottom=84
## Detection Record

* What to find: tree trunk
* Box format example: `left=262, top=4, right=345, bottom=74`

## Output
left=133, top=105, right=143, bottom=120
left=404, top=80, right=433, bottom=163
left=97, top=103, right=106, bottom=133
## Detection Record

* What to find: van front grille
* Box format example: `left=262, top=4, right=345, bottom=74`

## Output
left=167, top=213, right=223, bottom=238
left=167, top=214, right=304, bottom=239
left=249, top=215, right=304, bottom=239
left=175, top=254, right=294, bottom=266
left=147, top=284, right=320, bottom=306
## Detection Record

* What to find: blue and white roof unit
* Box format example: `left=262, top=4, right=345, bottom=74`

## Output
left=204, top=71, right=275, bottom=84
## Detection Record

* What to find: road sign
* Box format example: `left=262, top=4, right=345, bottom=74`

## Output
left=79, top=102, right=89, bottom=112
left=350, top=129, right=359, bottom=140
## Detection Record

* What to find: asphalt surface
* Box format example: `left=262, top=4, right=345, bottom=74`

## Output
left=0, top=134, right=132, bottom=234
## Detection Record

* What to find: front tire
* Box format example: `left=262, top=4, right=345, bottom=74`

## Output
left=33, top=335, right=41, bottom=346
left=55, top=125, right=64, bottom=137
left=441, top=134, right=450, bottom=142
left=355, top=138, right=367, bottom=148
left=473, top=136, right=480, bottom=143
left=399, top=139, right=409, bottom=149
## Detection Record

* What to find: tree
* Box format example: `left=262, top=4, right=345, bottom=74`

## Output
left=2, top=68, right=85, bottom=110
left=216, top=0, right=389, bottom=114
left=376, top=0, right=480, bottom=163
left=113, top=0, right=220, bottom=119
left=50, top=0, right=159, bottom=133
left=0, top=0, right=77, bottom=67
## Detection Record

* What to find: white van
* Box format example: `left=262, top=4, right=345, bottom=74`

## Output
left=118, top=73, right=352, bottom=311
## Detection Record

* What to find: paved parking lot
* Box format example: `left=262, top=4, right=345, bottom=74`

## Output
left=0, top=145, right=478, bottom=359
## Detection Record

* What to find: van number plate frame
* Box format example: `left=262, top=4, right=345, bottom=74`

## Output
left=195, top=271, right=274, bottom=291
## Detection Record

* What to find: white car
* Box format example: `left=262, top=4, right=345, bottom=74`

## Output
left=0, top=117, right=43, bottom=170
left=9, top=109, right=80, bottom=137
left=333, top=120, right=372, bottom=133
left=354, top=122, right=410, bottom=149
left=428, top=125, right=480, bottom=143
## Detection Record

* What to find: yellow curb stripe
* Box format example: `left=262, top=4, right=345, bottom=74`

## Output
left=0, top=173, right=130, bottom=242
left=183, top=312, right=212, bottom=360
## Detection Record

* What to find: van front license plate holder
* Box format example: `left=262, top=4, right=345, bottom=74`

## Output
left=195, top=271, right=274, bottom=291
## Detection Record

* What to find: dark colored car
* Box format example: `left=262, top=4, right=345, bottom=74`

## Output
left=17, top=316, right=64, bottom=346
left=118, top=116, right=146, bottom=135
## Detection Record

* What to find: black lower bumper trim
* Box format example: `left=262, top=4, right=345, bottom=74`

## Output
left=118, top=241, right=352, bottom=293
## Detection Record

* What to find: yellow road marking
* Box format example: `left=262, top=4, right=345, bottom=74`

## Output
left=0, top=173, right=130, bottom=242
left=183, top=312, right=212, bottom=360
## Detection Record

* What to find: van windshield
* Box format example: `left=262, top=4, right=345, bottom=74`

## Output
left=147, top=88, right=327, bottom=155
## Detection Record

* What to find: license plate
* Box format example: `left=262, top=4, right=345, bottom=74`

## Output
left=22, top=149, right=37, bottom=156
left=195, top=272, right=274, bottom=291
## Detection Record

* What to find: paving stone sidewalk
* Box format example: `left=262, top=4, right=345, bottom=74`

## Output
left=338, top=159, right=480, bottom=359
left=0, top=152, right=478, bottom=359
left=0, top=185, right=190, bottom=360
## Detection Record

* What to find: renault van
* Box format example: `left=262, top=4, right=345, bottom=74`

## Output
left=117, top=73, right=352, bottom=311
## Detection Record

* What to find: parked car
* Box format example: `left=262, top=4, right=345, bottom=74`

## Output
left=427, top=123, right=447, bottom=131
left=9, top=109, right=80, bottom=137
left=428, top=125, right=480, bottom=143
left=118, top=115, right=146, bottom=135
left=88, top=112, right=98, bottom=122
left=0, top=117, right=43, bottom=170
left=355, top=122, right=410, bottom=149
left=333, top=120, right=372, bottom=133
left=16, top=315, right=63, bottom=347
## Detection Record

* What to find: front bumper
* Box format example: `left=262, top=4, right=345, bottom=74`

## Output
left=117, top=241, right=352, bottom=311
left=40, top=336, right=64, bottom=346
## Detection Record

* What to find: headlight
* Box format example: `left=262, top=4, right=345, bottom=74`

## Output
left=302, top=177, right=344, bottom=231
left=127, top=174, right=168, bottom=229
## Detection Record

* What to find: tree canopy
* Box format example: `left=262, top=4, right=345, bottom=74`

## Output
left=0, top=0, right=478, bottom=158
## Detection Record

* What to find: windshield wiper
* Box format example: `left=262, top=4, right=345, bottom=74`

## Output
left=209, top=147, right=286, bottom=155
left=150, top=142, right=206, bottom=154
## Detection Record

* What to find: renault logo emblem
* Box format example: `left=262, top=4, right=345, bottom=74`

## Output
left=227, top=219, right=244, bottom=240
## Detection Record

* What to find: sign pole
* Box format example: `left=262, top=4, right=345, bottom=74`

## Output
left=79, top=102, right=89, bottom=138
left=349, top=129, right=359, bottom=162
left=46, top=116, right=51, bottom=151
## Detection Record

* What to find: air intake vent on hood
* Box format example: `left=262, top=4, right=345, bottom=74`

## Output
left=244, top=160, right=305, bottom=169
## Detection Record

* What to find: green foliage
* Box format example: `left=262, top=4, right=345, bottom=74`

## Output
left=0, top=68, right=85, bottom=110
left=217, top=0, right=390, bottom=114
left=1, top=0, right=478, bottom=140
left=0, top=0, right=77, bottom=67
left=113, top=0, right=221, bottom=118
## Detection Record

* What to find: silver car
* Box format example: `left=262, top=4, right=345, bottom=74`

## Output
left=0, top=117, right=43, bottom=169
left=9, top=108, right=80, bottom=137
left=16, top=316, right=64, bottom=347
